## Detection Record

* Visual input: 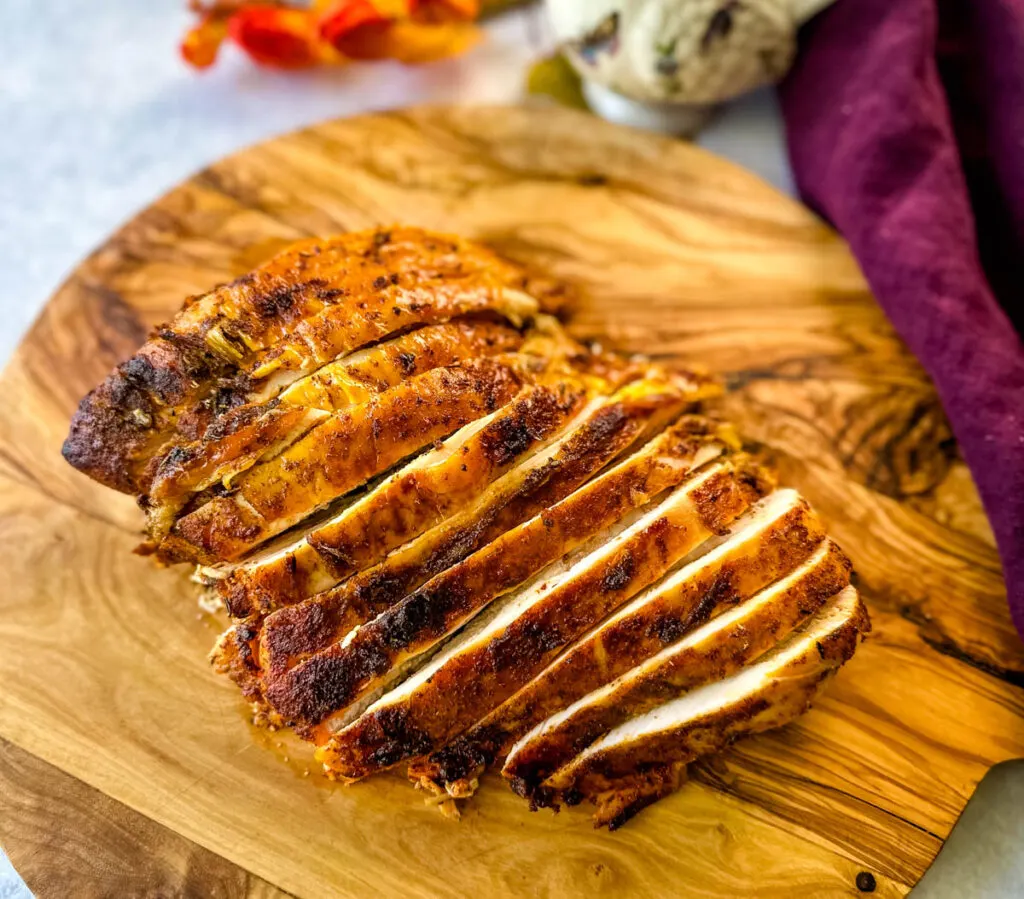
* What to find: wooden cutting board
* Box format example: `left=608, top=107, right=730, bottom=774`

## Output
left=1, top=105, right=1021, bottom=899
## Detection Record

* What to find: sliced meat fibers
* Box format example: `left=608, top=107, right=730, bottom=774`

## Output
left=158, top=356, right=525, bottom=564
left=207, top=391, right=692, bottom=700
left=212, top=367, right=712, bottom=618
left=206, top=379, right=590, bottom=615
left=501, top=538, right=852, bottom=795
left=245, top=407, right=727, bottom=681
left=260, top=423, right=737, bottom=735
left=412, top=487, right=828, bottom=794
left=207, top=372, right=712, bottom=634
left=539, top=585, right=869, bottom=815
left=584, top=763, right=690, bottom=831
left=316, top=458, right=771, bottom=780
left=210, top=410, right=728, bottom=702
left=143, top=319, right=526, bottom=535
left=63, top=226, right=543, bottom=494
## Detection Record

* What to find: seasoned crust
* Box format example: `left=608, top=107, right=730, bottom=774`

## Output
left=63, top=334, right=224, bottom=493
left=315, top=457, right=772, bottom=780
left=158, top=357, right=526, bottom=564
left=587, top=762, right=689, bottom=830
left=249, top=397, right=710, bottom=669
left=210, top=379, right=590, bottom=616
left=63, top=226, right=549, bottom=494
left=417, top=465, right=794, bottom=794
left=261, top=416, right=732, bottom=733
left=143, top=319, right=527, bottom=533
left=501, top=539, right=852, bottom=796
left=540, top=587, right=870, bottom=802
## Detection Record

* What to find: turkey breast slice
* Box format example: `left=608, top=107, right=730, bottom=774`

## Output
left=539, top=585, right=869, bottom=805
left=316, top=457, right=771, bottom=780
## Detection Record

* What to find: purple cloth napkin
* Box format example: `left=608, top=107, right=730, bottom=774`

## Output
left=779, top=0, right=1024, bottom=638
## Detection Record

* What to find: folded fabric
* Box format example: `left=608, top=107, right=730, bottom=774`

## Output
left=779, top=0, right=1024, bottom=637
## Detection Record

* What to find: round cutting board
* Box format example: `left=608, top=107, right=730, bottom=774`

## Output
left=0, top=105, right=1020, bottom=899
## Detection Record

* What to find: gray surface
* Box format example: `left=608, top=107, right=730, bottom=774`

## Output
left=0, top=1, right=1019, bottom=896
left=0, top=853, right=31, bottom=899
left=913, top=761, right=1024, bottom=898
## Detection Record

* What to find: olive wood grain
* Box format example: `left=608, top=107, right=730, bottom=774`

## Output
left=0, top=105, right=1020, bottom=898
left=0, top=737, right=290, bottom=899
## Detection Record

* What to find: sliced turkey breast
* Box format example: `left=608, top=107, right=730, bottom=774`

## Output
left=60, top=224, right=873, bottom=832
left=414, top=487, right=830, bottom=793
left=143, top=319, right=526, bottom=535
left=316, top=458, right=771, bottom=780
left=210, top=412, right=731, bottom=702
left=501, top=538, right=851, bottom=795
left=248, top=405, right=727, bottom=664
left=539, top=585, right=868, bottom=814
left=63, top=226, right=545, bottom=494
left=157, top=357, right=527, bottom=564
left=203, top=379, right=591, bottom=615
left=260, top=429, right=745, bottom=736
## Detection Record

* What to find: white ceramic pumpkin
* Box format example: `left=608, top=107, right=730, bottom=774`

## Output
left=545, top=0, right=834, bottom=133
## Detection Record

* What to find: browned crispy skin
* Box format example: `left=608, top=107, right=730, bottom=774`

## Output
left=500, top=540, right=852, bottom=796
left=209, top=614, right=265, bottom=702
left=210, top=380, right=591, bottom=616
left=316, top=460, right=772, bottom=780
left=261, top=420, right=735, bottom=733
left=63, top=226, right=545, bottom=494
left=497, top=492, right=827, bottom=725
left=143, top=319, right=526, bottom=531
left=211, top=395, right=651, bottom=700
left=419, top=492, right=831, bottom=791
left=296, top=385, right=584, bottom=579
left=541, top=589, right=870, bottom=804
left=268, top=319, right=525, bottom=411
left=158, top=357, right=525, bottom=564
left=144, top=406, right=330, bottom=542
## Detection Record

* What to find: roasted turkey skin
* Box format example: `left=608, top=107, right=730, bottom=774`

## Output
left=63, top=226, right=553, bottom=494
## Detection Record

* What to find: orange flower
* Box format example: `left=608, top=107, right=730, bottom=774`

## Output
left=180, top=15, right=229, bottom=69
left=319, top=0, right=393, bottom=60
left=320, top=0, right=479, bottom=63
left=179, top=0, right=482, bottom=70
left=228, top=6, right=325, bottom=68
left=409, top=0, right=480, bottom=24
left=383, top=20, right=480, bottom=63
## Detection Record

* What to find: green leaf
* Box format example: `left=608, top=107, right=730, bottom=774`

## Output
left=526, top=52, right=588, bottom=110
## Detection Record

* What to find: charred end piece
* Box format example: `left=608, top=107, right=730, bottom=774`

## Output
left=209, top=617, right=264, bottom=701
left=63, top=335, right=222, bottom=494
